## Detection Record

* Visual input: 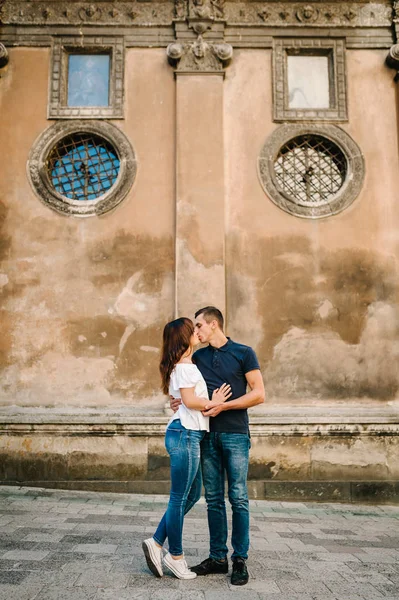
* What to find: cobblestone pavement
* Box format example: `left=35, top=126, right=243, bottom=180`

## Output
left=0, top=486, right=398, bottom=600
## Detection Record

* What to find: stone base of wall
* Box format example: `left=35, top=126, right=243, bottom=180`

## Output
left=1, top=406, right=398, bottom=504
left=2, top=478, right=399, bottom=504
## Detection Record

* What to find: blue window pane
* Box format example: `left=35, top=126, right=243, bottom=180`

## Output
left=48, top=134, right=120, bottom=201
left=68, top=54, right=110, bottom=107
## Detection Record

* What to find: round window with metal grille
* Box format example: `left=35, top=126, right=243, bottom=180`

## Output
left=258, top=125, right=365, bottom=219
left=28, top=121, right=136, bottom=217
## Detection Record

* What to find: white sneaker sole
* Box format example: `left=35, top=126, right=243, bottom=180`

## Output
left=163, top=557, right=197, bottom=580
left=142, top=540, right=163, bottom=577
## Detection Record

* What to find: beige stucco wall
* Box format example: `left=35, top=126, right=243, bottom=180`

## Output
left=0, top=48, right=175, bottom=409
left=1, top=47, right=399, bottom=410
left=225, top=49, right=399, bottom=406
left=0, top=44, right=398, bottom=497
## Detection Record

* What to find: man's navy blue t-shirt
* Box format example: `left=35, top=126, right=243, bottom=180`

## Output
left=192, top=338, right=260, bottom=434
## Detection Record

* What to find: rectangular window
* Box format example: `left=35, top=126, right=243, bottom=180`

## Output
left=67, top=54, right=111, bottom=107
left=49, top=37, right=124, bottom=119
left=273, top=39, right=347, bottom=122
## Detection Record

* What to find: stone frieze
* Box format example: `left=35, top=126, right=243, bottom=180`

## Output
left=226, top=2, right=392, bottom=26
left=0, top=0, right=393, bottom=28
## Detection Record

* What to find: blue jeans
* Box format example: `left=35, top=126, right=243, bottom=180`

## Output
left=153, top=419, right=206, bottom=556
left=201, top=432, right=250, bottom=560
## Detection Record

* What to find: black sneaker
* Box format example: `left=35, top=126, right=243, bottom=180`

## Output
left=191, top=557, right=228, bottom=576
left=231, top=557, right=249, bottom=586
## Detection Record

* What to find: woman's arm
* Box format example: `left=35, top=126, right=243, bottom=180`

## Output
left=180, top=383, right=232, bottom=411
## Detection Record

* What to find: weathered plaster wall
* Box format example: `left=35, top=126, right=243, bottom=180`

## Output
left=0, top=48, right=175, bottom=408
left=224, top=49, right=399, bottom=405
left=0, top=43, right=398, bottom=498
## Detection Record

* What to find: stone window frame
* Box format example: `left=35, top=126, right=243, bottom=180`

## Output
left=48, top=36, right=124, bottom=119
left=258, top=124, right=365, bottom=219
left=273, top=38, right=348, bottom=122
left=28, top=120, right=136, bottom=217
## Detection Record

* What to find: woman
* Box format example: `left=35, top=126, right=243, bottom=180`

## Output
left=142, top=317, right=231, bottom=579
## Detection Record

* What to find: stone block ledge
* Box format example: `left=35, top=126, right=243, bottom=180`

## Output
left=1, top=479, right=398, bottom=504
left=0, top=405, right=398, bottom=436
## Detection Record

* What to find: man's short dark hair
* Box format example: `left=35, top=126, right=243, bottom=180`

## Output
left=195, top=306, right=224, bottom=330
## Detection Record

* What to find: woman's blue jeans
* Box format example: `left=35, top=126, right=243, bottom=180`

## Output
left=153, top=419, right=206, bottom=556
left=201, top=432, right=251, bottom=560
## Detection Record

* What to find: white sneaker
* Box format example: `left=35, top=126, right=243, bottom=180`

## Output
left=142, top=538, right=163, bottom=577
left=163, top=552, right=197, bottom=579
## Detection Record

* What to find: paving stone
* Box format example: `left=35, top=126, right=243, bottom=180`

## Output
left=75, top=569, right=129, bottom=588
left=205, top=591, right=260, bottom=599
left=71, top=544, right=117, bottom=554
left=0, top=570, right=28, bottom=584
left=34, top=585, right=98, bottom=599
left=0, top=582, right=44, bottom=600
left=1, top=550, right=50, bottom=561
left=95, top=590, right=150, bottom=600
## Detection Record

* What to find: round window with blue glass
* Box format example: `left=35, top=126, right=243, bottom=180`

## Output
left=28, top=121, right=136, bottom=217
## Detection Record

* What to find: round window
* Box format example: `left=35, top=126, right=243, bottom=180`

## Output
left=258, top=125, right=364, bottom=219
left=28, top=121, right=136, bottom=217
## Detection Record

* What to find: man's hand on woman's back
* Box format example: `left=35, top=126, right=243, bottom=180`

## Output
left=169, top=396, right=182, bottom=413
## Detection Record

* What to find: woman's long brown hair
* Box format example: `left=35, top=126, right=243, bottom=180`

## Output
left=159, top=317, right=194, bottom=394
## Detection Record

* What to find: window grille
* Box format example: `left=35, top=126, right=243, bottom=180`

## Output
left=46, top=133, right=120, bottom=201
left=274, top=135, right=347, bottom=207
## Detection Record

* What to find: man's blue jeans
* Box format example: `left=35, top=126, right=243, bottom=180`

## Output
left=153, top=419, right=206, bottom=556
left=201, top=432, right=250, bottom=560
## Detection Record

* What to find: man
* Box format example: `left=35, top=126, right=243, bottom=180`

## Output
left=170, top=306, right=265, bottom=586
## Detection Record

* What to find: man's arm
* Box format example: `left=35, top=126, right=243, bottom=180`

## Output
left=202, top=369, right=265, bottom=417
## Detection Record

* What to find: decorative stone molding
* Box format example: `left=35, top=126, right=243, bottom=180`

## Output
left=28, top=120, right=136, bottom=218
left=167, top=20, right=232, bottom=73
left=224, top=2, right=391, bottom=27
left=1, top=1, right=392, bottom=29
left=48, top=36, right=124, bottom=120
left=258, top=124, right=365, bottom=219
left=0, top=43, right=9, bottom=69
left=1, top=1, right=175, bottom=26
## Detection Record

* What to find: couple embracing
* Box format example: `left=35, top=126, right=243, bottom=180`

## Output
left=142, top=306, right=265, bottom=586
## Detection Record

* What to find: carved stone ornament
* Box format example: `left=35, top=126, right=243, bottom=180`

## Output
left=28, top=121, right=137, bottom=218
left=386, top=44, right=399, bottom=79
left=167, top=34, right=232, bottom=73
left=0, top=1, right=393, bottom=29
left=175, top=0, right=188, bottom=19
left=189, top=0, right=225, bottom=20
left=1, top=1, right=175, bottom=26
left=0, top=44, right=9, bottom=69
left=296, top=5, right=319, bottom=23
left=78, top=4, right=102, bottom=21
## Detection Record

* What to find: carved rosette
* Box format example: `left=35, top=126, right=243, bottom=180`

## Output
left=0, top=43, right=9, bottom=69
left=167, top=34, right=232, bottom=73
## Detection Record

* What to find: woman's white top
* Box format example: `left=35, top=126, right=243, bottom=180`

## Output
left=168, top=363, right=210, bottom=431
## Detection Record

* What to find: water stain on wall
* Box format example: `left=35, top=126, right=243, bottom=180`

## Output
left=227, top=232, right=399, bottom=400
left=0, top=228, right=174, bottom=405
